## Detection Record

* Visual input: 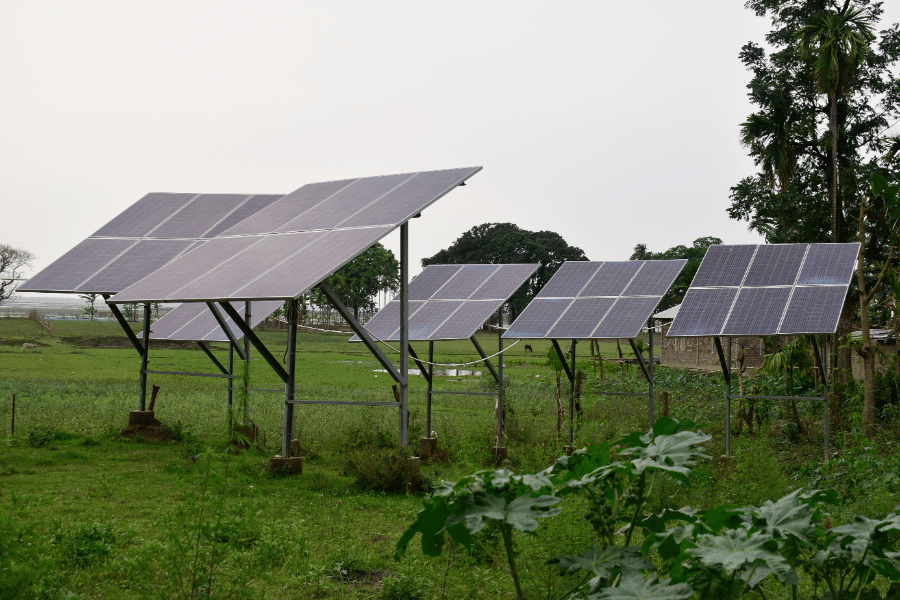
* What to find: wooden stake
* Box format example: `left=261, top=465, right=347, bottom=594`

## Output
left=10, top=394, right=15, bottom=435
left=148, top=385, right=160, bottom=411
left=662, top=391, right=669, bottom=417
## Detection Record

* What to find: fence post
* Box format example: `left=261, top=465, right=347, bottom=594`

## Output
left=10, top=394, right=15, bottom=435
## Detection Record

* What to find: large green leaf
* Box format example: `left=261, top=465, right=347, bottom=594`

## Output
left=621, top=430, right=712, bottom=485
left=588, top=572, right=693, bottom=600
left=748, top=488, right=816, bottom=544
left=552, top=545, right=652, bottom=593
left=688, top=527, right=797, bottom=586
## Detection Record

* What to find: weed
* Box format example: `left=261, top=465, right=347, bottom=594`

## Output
left=51, top=521, right=116, bottom=568
left=381, top=572, right=427, bottom=600
left=343, top=444, right=416, bottom=493
left=26, top=426, right=57, bottom=448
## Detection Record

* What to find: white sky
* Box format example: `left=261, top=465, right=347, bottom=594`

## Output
left=3, top=1, right=899, bottom=289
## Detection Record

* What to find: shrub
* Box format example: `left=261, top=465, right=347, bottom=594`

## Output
left=51, top=522, right=116, bottom=568
left=343, top=445, right=416, bottom=493
left=381, top=572, right=427, bottom=600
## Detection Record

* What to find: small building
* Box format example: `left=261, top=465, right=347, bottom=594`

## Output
left=654, top=304, right=766, bottom=372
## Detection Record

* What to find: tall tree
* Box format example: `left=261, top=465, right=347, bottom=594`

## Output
left=796, top=3, right=876, bottom=243
left=320, top=243, right=400, bottom=320
left=0, top=244, right=35, bottom=304
left=630, top=237, right=723, bottom=311
left=422, top=223, right=587, bottom=319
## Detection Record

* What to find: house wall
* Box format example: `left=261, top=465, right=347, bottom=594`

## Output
left=658, top=322, right=765, bottom=371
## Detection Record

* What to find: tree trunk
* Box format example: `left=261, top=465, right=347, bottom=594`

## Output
left=830, top=90, right=841, bottom=243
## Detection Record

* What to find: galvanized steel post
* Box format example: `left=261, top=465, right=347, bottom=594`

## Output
left=227, top=343, right=234, bottom=432
left=139, top=303, right=151, bottom=410
left=282, top=299, right=298, bottom=457
left=569, top=339, right=576, bottom=448
left=497, top=309, right=504, bottom=447
left=648, top=318, right=655, bottom=429
left=399, top=223, right=409, bottom=446
left=426, top=340, right=434, bottom=437
left=726, top=337, right=732, bottom=456
left=243, top=300, right=251, bottom=425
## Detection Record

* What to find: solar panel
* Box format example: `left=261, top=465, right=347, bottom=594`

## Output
left=431, top=265, right=499, bottom=300
left=147, top=300, right=284, bottom=342
left=352, top=262, right=538, bottom=342
left=667, top=243, right=860, bottom=337
left=109, top=167, right=482, bottom=304
left=202, top=194, right=284, bottom=239
left=504, top=259, right=686, bottom=340
left=20, top=191, right=286, bottom=294
left=721, top=287, right=792, bottom=335
left=579, top=261, right=643, bottom=297
left=743, top=244, right=806, bottom=287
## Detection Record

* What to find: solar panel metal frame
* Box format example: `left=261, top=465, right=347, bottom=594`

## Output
left=503, top=259, right=687, bottom=340
left=667, top=243, right=859, bottom=337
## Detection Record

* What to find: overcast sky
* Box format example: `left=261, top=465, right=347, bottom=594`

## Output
left=3, top=1, right=899, bottom=292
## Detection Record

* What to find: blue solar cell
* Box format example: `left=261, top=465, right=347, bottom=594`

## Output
left=722, top=287, right=792, bottom=335
left=546, top=297, right=616, bottom=339
left=622, top=260, right=687, bottom=296
left=338, top=167, right=482, bottom=228
left=744, top=244, right=807, bottom=287
left=592, top=297, right=661, bottom=338
left=691, top=245, right=756, bottom=287
left=796, top=243, right=859, bottom=285
left=469, top=263, right=539, bottom=300
left=580, top=261, right=643, bottom=297
left=431, top=264, right=499, bottom=300
left=667, top=288, right=739, bottom=337
left=408, top=265, right=462, bottom=300
left=431, top=299, right=503, bottom=340
left=503, top=298, right=572, bottom=338
left=91, top=193, right=197, bottom=238
left=779, top=286, right=847, bottom=334
left=536, top=262, right=599, bottom=298
left=407, top=301, right=463, bottom=340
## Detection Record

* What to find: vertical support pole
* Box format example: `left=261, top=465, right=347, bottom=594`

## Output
left=282, top=299, right=298, bottom=458
left=726, top=337, right=732, bottom=456
left=497, top=309, right=505, bottom=448
left=10, top=394, right=15, bottom=435
left=648, top=318, right=655, bottom=430
left=139, top=303, right=151, bottom=410
left=227, top=342, right=234, bottom=433
left=399, top=223, right=409, bottom=446
left=243, top=301, right=251, bottom=425
left=426, top=341, right=434, bottom=437
left=569, top=339, right=576, bottom=448
left=824, top=335, right=830, bottom=461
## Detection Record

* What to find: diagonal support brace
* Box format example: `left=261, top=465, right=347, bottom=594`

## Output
left=407, top=345, right=431, bottom=382
left=628, top=339, right=652, bottom=384
left=218, top=302, right=288, bottom=383
left=318, top=282, right=404, bottom=384
left=714, top=337, right=731, bottom=386
left=103, top=295, right=144, bottom=356
left=197, top=341, right=229, bottom=375
left=205, top=302, right=247, bottom=361
left=551, top=339, right=574, bottom=383
left=470, top=335, right=501, bottom=384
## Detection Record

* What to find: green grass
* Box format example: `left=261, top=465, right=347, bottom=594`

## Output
left=1, top=317, right=899, bottom=598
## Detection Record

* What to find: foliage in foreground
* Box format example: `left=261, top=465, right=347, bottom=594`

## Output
left=397, top=416, right=900, bottom=599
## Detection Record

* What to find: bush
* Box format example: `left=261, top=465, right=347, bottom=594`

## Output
left=26, top=426, right=58, bottom=448
left=51, top=522, right=116, bottom=568
left=343, top=445, right=416, bottom=493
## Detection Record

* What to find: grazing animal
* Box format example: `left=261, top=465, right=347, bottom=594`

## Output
left=524, top=344, right=533, bottom=353
left=21, top=343, right=36, bottom=352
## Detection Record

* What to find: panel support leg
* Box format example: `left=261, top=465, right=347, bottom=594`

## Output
left=399, top=223, right=409, bottom=446
left=497, top=310, right=505, bottom=449
left=426, top=341, right=434, bottom=437
left=714, top=337, right=732, bottom=456
left=812, top=334, right=830, bottom=461
left=244, top=301, right=251, bottom=425
left=568, top=339, right=576, bottom=448
left=283, top=299, right=298, bottom=457
left=227, top=342, right=234, bottom=433
left=138, top=303, right=151, bottom=410
left=648, top=318, right=655, bottom=430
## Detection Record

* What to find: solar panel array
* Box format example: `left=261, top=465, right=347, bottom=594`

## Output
left=145, top=300, right=284, bottom=342
left=502, top=260, right=687, bottom=339
left=666, top=243, right=859, bottom=337
left=20, top=193, right=284, bottom=294
left=352, top=263, right=539, bottom=342
left=110, top=167, right=481, bottom=304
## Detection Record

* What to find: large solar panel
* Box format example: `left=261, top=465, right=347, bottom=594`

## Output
left=110, top=168, right=481, bottom=304
left=20, top=192, right=286, bottom=294
left=146, top=300, right=284, bottom=342
left=667, top=243, right=859, bottom=337
left=352, top=263, right=538, bottom=342
left=503, top=259, right=687, bottom=340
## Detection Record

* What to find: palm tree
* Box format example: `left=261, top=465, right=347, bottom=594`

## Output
left=796, top=4, right=876, bottom=243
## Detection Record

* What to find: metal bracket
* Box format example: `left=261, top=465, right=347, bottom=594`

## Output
left=551, top=339, right=574, bottom=383
left=218, top=301, right=289, bottom=383
left=470, top=335, right=501, bottom=384
left=197, top=341, right=229, bottom=375
left=628, top=339, right=652, bottom=384
left=103, top=295, right=144, bottom=356
left=205, top=302, right=247, bottom=362
left=318, top=281, right=404, bottom=384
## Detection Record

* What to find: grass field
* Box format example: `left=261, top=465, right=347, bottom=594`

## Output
left=2, top=316, right=899, bottom=599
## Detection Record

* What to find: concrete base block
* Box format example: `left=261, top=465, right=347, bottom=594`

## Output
left=491, top=446, right=507, bottom=461
left=290, top=439, right=303, bottom=457
left=418, top=437, right=437, bottom=459
left=129, top=411, right=155, bottom=426
left=268, top=456, right=303, bottom=474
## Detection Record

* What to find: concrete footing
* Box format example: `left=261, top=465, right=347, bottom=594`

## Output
left=418, top=437, right=437, bottom=459
left=491, top=446, right=507, bottom=461
left=268, top=456, right=303, bottom=474
left=290, top=439, right=303, bottom=457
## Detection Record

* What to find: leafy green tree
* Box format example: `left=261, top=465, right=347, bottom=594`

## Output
left=0, top=244, right=35, bottom=304
left=317, top=243, right=400, bottom=321
left=629, top=237, right=722, bottom=311
left=79, top=293, right=99, bottom=320
left=422, top=223, right=588, bottom=320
